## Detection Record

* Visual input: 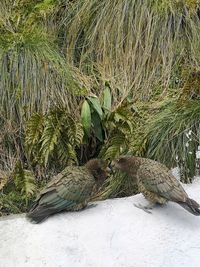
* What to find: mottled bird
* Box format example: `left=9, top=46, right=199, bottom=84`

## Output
left=112, top=156, right=200, bottom=216
left=27, top=159, right=110, bottom=223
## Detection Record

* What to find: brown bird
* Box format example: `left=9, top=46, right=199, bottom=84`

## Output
left=27, top=159, right=110, bottom=223
left=112, top=156, right=200, bottom=216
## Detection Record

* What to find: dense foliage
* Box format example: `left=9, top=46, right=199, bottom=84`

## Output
left=1, top=0, right=200, bottom=215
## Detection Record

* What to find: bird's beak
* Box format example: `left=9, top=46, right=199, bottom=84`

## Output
left=107, top=161, right=116, bottom=173
left=106, top=166, right=112, bottom=173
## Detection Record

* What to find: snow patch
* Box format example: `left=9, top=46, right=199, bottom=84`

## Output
left=1, top=179, right=200, bottom=267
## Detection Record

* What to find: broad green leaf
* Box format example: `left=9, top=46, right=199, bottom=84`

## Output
left=81, top=100, right=91, bottom=136
left=92, top=112, right=103, bottom=142
left=88, top=96, right=103, bottom=118
left=103, top=87, right=112, bottom=111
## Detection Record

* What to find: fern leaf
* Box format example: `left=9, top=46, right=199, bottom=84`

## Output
left=57, top=138, right=77, bottom=164
left=40, top=112, right=65, bottom=165
left=65, top=116, right=77, bottom=144
left=74, top=123, right=84, bottom=145
left=118, top=121, right=134, bottom=135
left=14, top=162, right=36, bottom=201
left=66, top=143, right=77, bottom=162
left=100, top=132, right=127, bottom=160
left=66, top=116, right=83, bottom=145
left=25, top=112, right=44, bottom=154
left=23, top=170, right=37, bottom=196
left=114, top=102, right=134, bottom=123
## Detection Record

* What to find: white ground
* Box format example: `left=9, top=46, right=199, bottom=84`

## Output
left=1, top=176, right=200, bottom=267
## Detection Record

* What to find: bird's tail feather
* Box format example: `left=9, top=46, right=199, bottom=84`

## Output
left=26, top=206, right=54, bottom=223
left=26, top=213, right=48, bottom=224
left=178, top=198, right=200, bottom=216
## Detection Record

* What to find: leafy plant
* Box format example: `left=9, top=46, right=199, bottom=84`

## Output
left=25, top=108, right=84, bottom=168
left=79, top=85, right=138, bottom=199
left=0, top=0, right=82, bottom=172
left=0, top=162, right=36, bottom=215
left=64, top=0, right=200, bottom=102
left=143, top=99, right=200, bottom=183
left=80, top=85, right=135, bottom=162
left=13, top=161, right=36, bottom=206
left=2, top=0, right=200, bottom=215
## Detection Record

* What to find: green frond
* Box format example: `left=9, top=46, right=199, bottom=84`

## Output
left=144, top=99, right=200, bottom=182
left=65, top=116, right=84, bottom=145
left=25, top=113, right=44, bottom=155
left=40, top=111, right=65, bottom=166
left=98, top=100, right=135, bottom=160
left=74, top=123, right=84, bottom=145
left=56, top=139, right=77, bottom=164
left=100, top=132, right=127, bottom=160
left=0, top=163, right=36, bottom=214
left=14, top=162, right=36, bottom=205
left=66, top=143, right=77, bottom=162
left=25, top=109, right=84, bottom=167
left=114, top=103, right=134, bottom=123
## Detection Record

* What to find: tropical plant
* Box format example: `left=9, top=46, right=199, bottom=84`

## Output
left=2, top=0, right=200, bottom=215
left=143, top=98, right=200, bottom=183
left=25, top=108, right=84, bottom=170
left=79, top=85, right=139, bottom=199
left=0, top=0, right=82, bottom=172
left=80, top=85, right=135, bottom=161
left=63, top=0, right=200, bottom=102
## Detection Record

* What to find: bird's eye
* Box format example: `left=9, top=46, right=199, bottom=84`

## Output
left=118, top=157, right=125, bottom=164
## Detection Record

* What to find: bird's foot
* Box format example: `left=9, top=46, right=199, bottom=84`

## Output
left=86, top=203, right=98, bottom=210
left=78, top=203, right=98, bottom=212
left=134, top=203, right=154, bottom=214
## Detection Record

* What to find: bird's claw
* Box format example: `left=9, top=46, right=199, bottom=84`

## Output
left=134, top=203, right=153, bottom=214
left=86, top=203, right=98, bottom=210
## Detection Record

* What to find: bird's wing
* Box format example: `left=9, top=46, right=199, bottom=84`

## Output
left=137, top=162, right=188, bottom=202
left=32, top=166, right=95, bottom=211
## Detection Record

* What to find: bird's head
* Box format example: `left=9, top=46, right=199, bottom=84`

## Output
left=110, top=156, right=135, bottom=175
left=86, top=159, right=111, bottom=183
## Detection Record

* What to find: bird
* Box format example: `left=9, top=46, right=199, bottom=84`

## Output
left=111, top=156, right=200, bottom=216
left=27, top=159, right=110, bottom=223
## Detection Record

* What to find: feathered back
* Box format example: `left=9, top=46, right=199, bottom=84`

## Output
left=27, top=158, right=109, bottom=223
left=112, top=155, right=200, bottom=216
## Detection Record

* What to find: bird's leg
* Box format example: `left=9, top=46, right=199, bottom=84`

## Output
left=71, top=202, right=88, bottom=211
left=85, top=203, right=98, bottom=210
left=134, top=202, right=155, bottom=214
